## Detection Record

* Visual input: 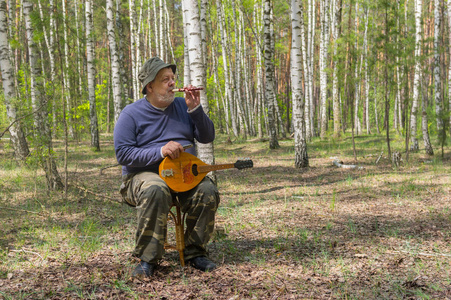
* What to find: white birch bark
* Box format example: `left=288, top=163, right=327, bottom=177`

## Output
left=147, top=1, right=152, bottom=57
left=242, top=12, right=255, bottom=136
left=37, top=0, right=56, bottom=133
left=164, top=1, right=175, bottom=63
left=433, top=0, right=443, bottom=131
left=183, top=0, right=214, bottom=165
left=153, top=0, right=159, bottom=57
left=448, top=0, right=451, bottom=140
left=107, top=0, right=123, bottom=123
left=410, top=0, right=422, bottom=151
left=421, top=76, right=434, bottom=155
left=263, top=0, right=279, bottom=149
left=137, top=0, right=143, bottom=66
left=0, top=0, right=29, bottom=161
left=319, top=0, right=330, bottom=138
left=363, top=6, right=370, bottom=134
left=255, top=2, right=263, bottom=138
left=394, top=0, right=402, bottom=133
left=331, top=0, right=341, bottom=137
left=129, top=0, right=139, bottom=99
left=61, top=0, right=74, bottom=137
left=306, top=0, right=315, bottom=139
left=353, top=1, right=362, bottom=135
left=270, top=5, right=286, bottom=138
left=181, top=0, right=190, bottom=84
left=74, top=0, right=84, bottom=96
left=159, top=0, right=165, bottom=61
left=85, top=0, right=100, bottom=150
left=200, top=0, right=207, bottom=71
left=217, top=0, right=236, bottom=137
left=23, top=0, right=63, bottom=189
left=291, top=0, right=308, bottom=168
left=232, top=0, right=248, bottom=138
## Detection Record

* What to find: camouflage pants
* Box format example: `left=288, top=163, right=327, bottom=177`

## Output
left=120, top=172, right=220, bottom=264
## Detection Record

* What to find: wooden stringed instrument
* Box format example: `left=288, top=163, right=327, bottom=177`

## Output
left=159, top=152, right=253, bottom=192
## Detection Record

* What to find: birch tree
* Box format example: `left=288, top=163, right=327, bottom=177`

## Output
left=0, top=0, right=29, bottom=161
left=217, top=0, right=237, bottom=137
left=362, top=5, right=370, bottom=134
left=306, top=0, right=315, bottom=139
left=291, top=0, right=309, bottom=168
left=107, top=0, right=123, bottom=123
left=62, top=0, right=74, bottom=137
left=353, top=1, right=362, bottom=135
left=448, top=0, right=451, bottom=141
left=129, top=0, right=139, bottom=98
left=422, top=75, right=434, bottom=155
left=23, top=0, right=63, bottom=190
left=433, top=0, right=442, bottom=132
left=263, top=0, right=279, bottom=149
left=85, top=0, right=100, bottom=151
left=331, top=0, right=342, bottom=137
left=319, top=0, right=330, bottom=138
left=410, top=0, right=422, bottom=151
left=183, top=0, right=214, bottom=165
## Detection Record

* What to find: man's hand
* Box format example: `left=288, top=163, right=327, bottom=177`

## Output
left=184, top=85, right=200, bottom=110
left=161, top=141, right=184, bottom=159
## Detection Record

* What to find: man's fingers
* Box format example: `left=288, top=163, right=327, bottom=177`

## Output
left=163, top=142, right=184, bottom=159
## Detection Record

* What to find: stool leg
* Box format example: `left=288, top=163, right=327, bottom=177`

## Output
left=175, top=205, right=185, bottom=267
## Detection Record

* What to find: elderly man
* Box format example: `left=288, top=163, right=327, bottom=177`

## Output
left=114, top=57, right=219, bottom=277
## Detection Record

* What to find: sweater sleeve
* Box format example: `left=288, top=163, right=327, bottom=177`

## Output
left=189, top=105, right=215, bottom=144
left=113, top=111, right=163, bottom=168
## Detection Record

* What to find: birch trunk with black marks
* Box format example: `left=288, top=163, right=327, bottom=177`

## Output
left=23, top=0, right=63, bottom=189
left=85, top=0, right=100, bottom=151
left=183, top=0, right=214, bottom=165
left=410, top=0, right=422, bottom=151
left=107, top=0, right=123, bottom=124
left=263, top=0, right=279, bottom=149
left=291, top=0, right=309, bottom=168
left=0, top=0, right=29, bottom=161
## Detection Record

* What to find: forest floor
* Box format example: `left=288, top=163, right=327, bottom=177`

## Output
left=0, top=133, right=450, bottom=299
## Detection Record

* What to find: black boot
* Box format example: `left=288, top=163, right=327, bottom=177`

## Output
left=131, top=260, right=156, bottom=278
left=187, top=256, right=217, bottom=272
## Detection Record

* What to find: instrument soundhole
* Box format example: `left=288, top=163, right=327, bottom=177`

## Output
left=192, top=164, right=198, bottom=176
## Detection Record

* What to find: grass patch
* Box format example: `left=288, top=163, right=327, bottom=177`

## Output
left=0, top=132, right=450, bottom=298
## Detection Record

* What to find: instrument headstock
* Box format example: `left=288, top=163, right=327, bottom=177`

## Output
left=234, top=159, right=253, bottom=170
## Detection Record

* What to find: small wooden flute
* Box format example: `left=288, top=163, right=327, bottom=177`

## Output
left=172, top=87, right=204, bottom=92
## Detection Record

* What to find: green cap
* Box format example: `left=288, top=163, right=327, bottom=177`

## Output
left=138, top=57, right=177, bottom=94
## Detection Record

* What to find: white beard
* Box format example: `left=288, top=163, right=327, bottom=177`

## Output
left=156, top=92, right=175, bottom=106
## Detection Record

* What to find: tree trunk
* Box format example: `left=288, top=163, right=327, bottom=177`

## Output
left=448, top=0, right=451, bottom=142
left=85, top=0, right=100, bottom=151
left=0, top=0, right=29, bottom=161
left=306, top=0, right=315, bottom=139
left=107, top=0, right=123, bottom=124
left=291, top=0, right=309, bottom=168
left=217, top=0, right=235, bottom=137
left=181, top=0, right=191, bottom=85
left=331, top=0, right=342, bottom=138
left=23, top=0, right=63, bottom=190
left=421, top=74, right=434, bottom=155
left=353, top=2, right=362, bottom=135
left=263, top=0, right=279, bottom=149
left=183, top=0, right=214, bottom=165
left=410, top=0, right=422, bottom=151
left=433, top=0, right=443, bottom=132
left=363, top=7, right=370, bottom=135
left=129, top=0, right=139, bottom=99
left=61, top=0, right=74, bottom=138
left=319, top=0, right=330, bottom=139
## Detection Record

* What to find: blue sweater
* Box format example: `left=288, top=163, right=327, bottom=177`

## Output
left=114, top=97, right=215, bottom=175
